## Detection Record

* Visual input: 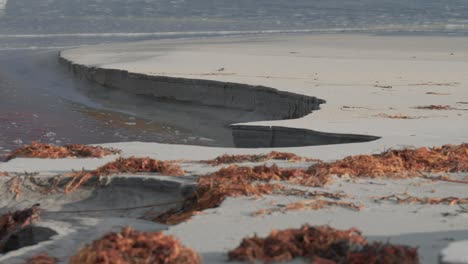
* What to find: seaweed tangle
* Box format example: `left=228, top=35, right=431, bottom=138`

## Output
left=202, top=151, right=319, bottom=166
left=228, top=225, right=418, bottom=264
left=6, top=142, right=120, bottom=161
left=70, top=227, right=201, bottom=264
left=154, top=144, right=468, bottom=225
left=64, top=157, right=185, bottom=193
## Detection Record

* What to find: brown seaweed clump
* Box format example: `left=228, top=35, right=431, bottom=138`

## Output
left=6, top=142, right=120, bottom=161
left=153, top=164, right=325, bottom=225
left=307, top=143, right=468, bottom=180
left=70, top=227, right=201, bottom=264
left=228, top=225, right=418, bottom=264
left=375, top=194, right=468, bottom=206
left=154, top=144, right=468, bottom=225
left=376, top=114, right=421, bottom=119
left=413, top=105, right=453, bottom=110
left=64, top=157, right=185, bottom=193
left=25, top=253, right=58, bottom=264
left=251, top=199, right=364, bottom=217
left=92, top=157, right=185, bottom=176
left=203, top=151, right=319, bottom=166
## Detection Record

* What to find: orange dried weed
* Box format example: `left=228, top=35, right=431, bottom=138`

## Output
left=203, top=151, right=319, bottom=166
left=413, top=105, right=454, bottom=110
left=426, top=92, right=451, bottom=95
left=154, top=144, right=467, bottom=225
left=70, top=227, right=201, bottom=264
left=251, top=199, right=364, bottom=216
left=308, top=144, right=468, bottom=180
left=376, top=194, right=468, bottom=206
left=64, top=157, right=185, bottom=193
left=6, top=142, right=120, bottom=161
left=376, top=113, right=421, bottom=119
left=153, top=164, right=333, bottom=225
left=280, top=189, right=348, bottom=200
left=94, top=157, right=185, bottom=176
left=423, top=175, right=468, bottom=184
left=228, top=225, right=418, bottom=264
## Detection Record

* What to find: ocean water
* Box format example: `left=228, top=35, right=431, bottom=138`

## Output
left=0, top=0, right=467, bottom=157
left=2, top=1, right=468, bottom=33
left=0, top=0, right=467, bottom=50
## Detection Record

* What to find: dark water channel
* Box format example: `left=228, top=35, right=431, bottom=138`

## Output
left=0, top=48, right=256, bottom=158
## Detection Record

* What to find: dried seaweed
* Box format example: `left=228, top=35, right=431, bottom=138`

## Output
left=376, top=114, right=421, bottom=119
left=0, top=172, right=9, bottom=177
left=251, top=199, right=364, bottom=216
left=375, top=194, right=468, bottom=205
left=276, top=189, right=348, bottom=200
left=423, top=175, right=468, bottom=184
left=374, top=85, right=393, bottom=89
left=25, top=253, right=58, bottom=264
left=307, top=144, right=468, bottom=180
left=94, top=157, right=185, bottom=176
left=155, top=144, right=468, bottom=225
left=413, top=105, right=454, bottom=110
left=64, top=157, right=185, bottom=193
left=203, top=151, right=319, bottom=166
left=409, top=82, right=459, bottom=86
left=0, top=204, right=41, bottom=250
left=341, top=106, right=372, bottom=110
left=70, top=227, right=200, bottom=264
left=6, top=142, right=120, bottom=161
left=426, top=92, right=451, bottom=95
left=153, top=164, right=331, bottom=225
left=228, top=225, right=418, bottom=264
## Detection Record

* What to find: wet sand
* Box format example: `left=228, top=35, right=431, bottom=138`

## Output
left=0, top=49, right=263, bottom=160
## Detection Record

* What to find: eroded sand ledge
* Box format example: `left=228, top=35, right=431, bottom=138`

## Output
left=59, top=57, right=324, bottom=119
left=59, top=54, right=380, bottom=147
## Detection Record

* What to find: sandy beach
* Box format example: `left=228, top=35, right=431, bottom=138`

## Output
left=1, top=33, right=468, bottom=263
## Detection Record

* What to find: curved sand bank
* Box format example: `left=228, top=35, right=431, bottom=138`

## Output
left=59, top=53, right=382, bottom=148
left=1, top=34, right=468, bottom=263
left=59, top=34, right=468, bottom=155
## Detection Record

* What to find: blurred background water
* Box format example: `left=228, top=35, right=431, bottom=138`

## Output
left=0, top=0, right=467, bottom=158
left=2, top=1, right=467, bottom=35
